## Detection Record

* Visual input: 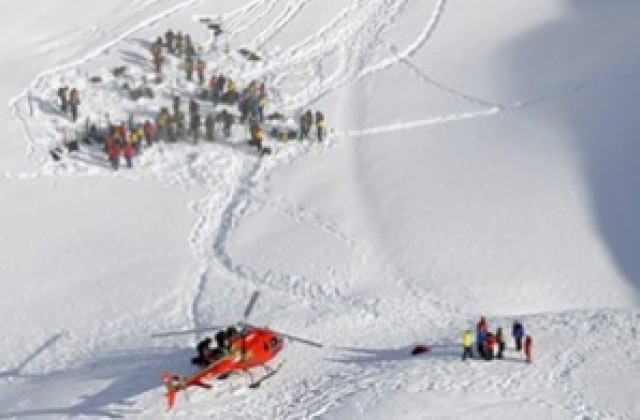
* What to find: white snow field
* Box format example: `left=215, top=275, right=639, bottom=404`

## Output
left=1, top=0, right=640, bottom=418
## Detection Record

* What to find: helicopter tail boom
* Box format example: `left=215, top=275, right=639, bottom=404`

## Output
left=161, top=371, right=212, bottom=410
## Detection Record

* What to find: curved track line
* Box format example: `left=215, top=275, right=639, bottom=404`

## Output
left=347, top=107, right=501, bottom=137
left=253, top=192, right=369, bottom=261
left=346, top=61, right=640, bottom=138
left=232, top=0, right=279, bottom=43
left=384, top=41, right=501, bottom=108
left=252, top=0, right=311, bottom=50
left=359, top=0, right=448, bottom=79
left=275, top=0, right=420, bottom=111
left=224, top=0, right=272, bottom=36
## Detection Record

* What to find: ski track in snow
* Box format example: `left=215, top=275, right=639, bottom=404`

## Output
left=7, top=1, right=640, bottom=418
left=252, top=0, right=310, bottom=50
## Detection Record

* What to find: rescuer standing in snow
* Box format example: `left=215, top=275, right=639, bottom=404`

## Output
left=496, top=327, right=506, bottom=359
left=462, top=329, right=473, bottom=361
left=524, top=335, right=533, bottom=363
left=512, top=320, right=525, bottom=352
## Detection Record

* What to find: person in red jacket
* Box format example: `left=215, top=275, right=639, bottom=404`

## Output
left=524, top=335, right=533, bottom=363
left=143, top=120, right=156, bottom=146
left=108, top=142, right=121, bottom=170
left=476, top=316, right=488, bottom=333
left=104, top=135, right=115, bottom=156
left=484, top=331, right=495, bottom=361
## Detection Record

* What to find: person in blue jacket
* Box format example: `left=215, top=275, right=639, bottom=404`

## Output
left=512, top=320, right=525, bottom=352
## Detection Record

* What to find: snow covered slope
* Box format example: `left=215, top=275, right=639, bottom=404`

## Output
left=1, top=0, right=639, bottom=419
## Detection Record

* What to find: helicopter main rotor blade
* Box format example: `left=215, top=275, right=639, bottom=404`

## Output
left=243, top=290, right=260, bottom=320
left=240, top=321, right=322, bottom=348
left=150, top=326, right=225, bottom=338
left=274, top=330, right=323, bottom=348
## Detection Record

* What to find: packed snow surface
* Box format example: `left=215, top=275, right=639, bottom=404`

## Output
left=1, top=0, right=640, bottom=418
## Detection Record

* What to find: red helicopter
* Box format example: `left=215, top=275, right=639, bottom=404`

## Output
left=153, top=291, right=322, bottom=410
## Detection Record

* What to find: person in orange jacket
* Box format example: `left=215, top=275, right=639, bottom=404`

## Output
left=524, top=335, right=533, bottom=363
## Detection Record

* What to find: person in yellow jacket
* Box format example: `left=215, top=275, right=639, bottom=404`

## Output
left=251, top=125, right=264, bottom=149
left=129, top=126, right=144, bottom=153
left=227, top=79, right=236, bottom=93
left=315, top=110, right=325, bottom=141
left=462, top=329, right=474, bottom=361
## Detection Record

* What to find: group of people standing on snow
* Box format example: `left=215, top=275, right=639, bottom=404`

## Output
left=146, top=27, right=327, bottom=151
left=53, top=26, right=328, bottom=167
left=151, top=30, right=199, bottom=75
left=462, top=317, right=532, bottom=363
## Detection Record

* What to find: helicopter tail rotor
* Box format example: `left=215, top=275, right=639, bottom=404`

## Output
left=161, top=370, right=211, bottom=410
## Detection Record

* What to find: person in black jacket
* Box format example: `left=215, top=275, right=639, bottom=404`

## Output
left=219, top=109, right=233, bottom=138
left=189, top=111, right=201, bottom=142
left=205, top=113, right=215, bottom=141
left=214, top=330, right=227, bottom=349
left=57, top=87, right=68, bottom=113
left=191, top=337, right=213, bottom=367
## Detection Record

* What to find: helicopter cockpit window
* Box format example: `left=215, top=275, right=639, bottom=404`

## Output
left=264, top=337, right=280, bottom=351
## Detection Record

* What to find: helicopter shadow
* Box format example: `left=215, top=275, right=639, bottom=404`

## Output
left=0, top=345, right=193, bottom=419
left=330, top=342, right=461, bottom=365
left=0, top=333, right=65, bottom=379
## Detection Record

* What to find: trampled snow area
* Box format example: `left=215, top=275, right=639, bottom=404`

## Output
left=1, top=0, right=640, bottom=418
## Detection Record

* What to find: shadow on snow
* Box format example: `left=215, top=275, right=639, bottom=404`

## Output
left=0, top=345, right=193, bottom=419
left=502, top=0, right=640, bottom=294
left=0, top=333, right=66, bottom=379
left=329, top=343, right=460, bottom=365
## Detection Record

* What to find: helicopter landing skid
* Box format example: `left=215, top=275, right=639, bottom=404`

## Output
left=249, top=360, right=285, bottom=389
